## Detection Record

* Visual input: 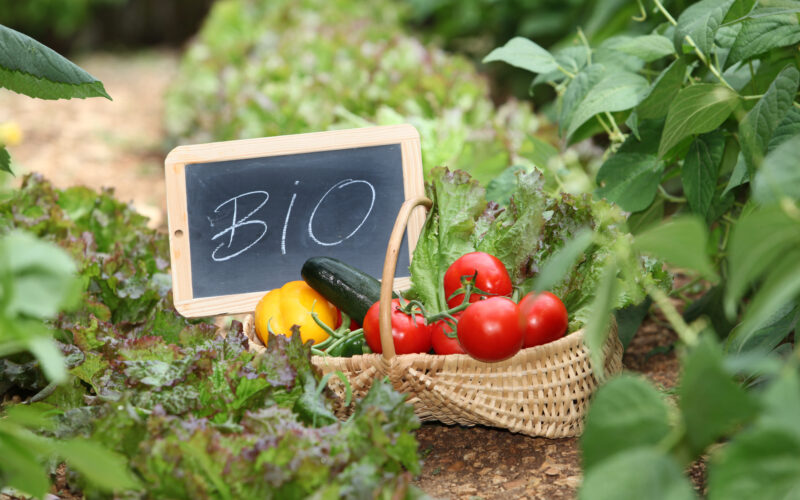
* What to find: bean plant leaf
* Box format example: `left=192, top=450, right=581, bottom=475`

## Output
left=601, top=34, right=675, bottom=62
left=596, top=120, right=664, bottom=212
left=582, top=375, right=673, bottom=470
left=768, top=105, right=800, bottom=150
left=596, top=153, right=663, bottom=212
left=725, top=205, right=800, bottom=316
left=722, top=153, right=749, bottom=196
left=727, top=12, right=800, bottom=67
left=753, top=134, right=800, bottom=204
left=637, top=58, right=687, bottom=120
left=0, top=431, right=51, bottom=499
left=482, top=36, right=559, bottom=75
left=633, top=216, right=717, bottom=280
left=564, top=70, right=649, bottom=139
left=722, top=0, right=757, bottom=23
left=0, top=145, right=10, bottom=174
left=739, top=65, right=799, bottom=173
left=707, top=428, right=800, bottom=500
left=674, top=0, right=735, bottom=57
left=658, top=84, right=739, bottom=157
left=726, top=301, right=800, bottom=354
left=679, top=335, right=759, bottom=454
left=0, top=25, right=110, bottom=100
left=579, top=448, right=696, bottom=500
left=737, top=247, right=800, bottom=339
left=758, top=365, right=800, bottom=440
left=682, top=131, right=726, bottom=216
left=560, top=64, right=606, bottom=135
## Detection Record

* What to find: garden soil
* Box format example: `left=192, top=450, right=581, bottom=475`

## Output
left=1, top=52, right=688, bottom=500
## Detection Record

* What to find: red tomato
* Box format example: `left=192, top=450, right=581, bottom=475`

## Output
left=431, top=313, right=466, bottom=355
left=457, top=296, right=522, bottom=362
left=363, top=299, right=431, bottom=355
left=443, top=252, right=513, bottom=308
left=518, top=291, right=568, bottom=348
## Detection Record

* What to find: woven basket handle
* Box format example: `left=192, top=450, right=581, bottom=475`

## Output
left=379, top=196, right=433, bottom=360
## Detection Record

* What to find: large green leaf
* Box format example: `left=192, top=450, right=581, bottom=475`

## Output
left=727, top=12, right=800, bottom=67
left=707, top=428, right=800, bottom=500
left=659, top=84, right=739, bottom=157
left=579, top=448, right=696, bottom=500
left=679, top=335, right=759, bottom=454
left=0, top=25, right=110, bottom=100
left=564, top=70, right=649, bottom=139
left=482, top=37, right=558, bottom=75
left=596, top=153, right=664, bottom=212
left=737, top=247, right=800, bottom=338
left=633, top=216, right=717, bottom=280
left=54, top=439, right=140, bottom=492
left=0, top=230, right=79, bottom=319
left=560, top=64, right=606, bottom=135
left=637, top=58, right=687, bottom=120
left=0, top=145, right=10, bottom=174
left=768, top=105, right=800, bottom=150
left=596, top=120, right=664, bottom=212
left=601, top=34, right=675, bottom=62
left=725, top=205, right=800, bottom=315
left=753, top=134, right=800, bottom=204
left=726, top=301, right=800, bottom=353
left=739, top=66, right=799, bottom=174
left=674, top=0, right=736, bottom=56
left=0, top=431, right=51, bottom=499
left=758, top=365, right=800, bottom=440
left=582, top=375, right=672, bottom=470
left=722, top=153, right=749, bottom=196
left=682, top=131, right=726, bottom=216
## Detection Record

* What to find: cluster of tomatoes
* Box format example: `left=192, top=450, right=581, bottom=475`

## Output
left=362, top=252, right=569, bottom=362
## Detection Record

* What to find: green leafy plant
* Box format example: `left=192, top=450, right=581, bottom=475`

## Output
left=1, top=174, right=425, bottom=498
left=165, top=0, right=559, bottom=185
left=485, top=0, right=800, bottom=496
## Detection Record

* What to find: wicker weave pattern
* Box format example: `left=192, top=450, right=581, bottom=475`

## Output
left=244, top=317, right=622, bottom=438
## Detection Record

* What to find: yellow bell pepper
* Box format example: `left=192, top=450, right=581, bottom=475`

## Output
left=254, top=280, right=338, bottom=345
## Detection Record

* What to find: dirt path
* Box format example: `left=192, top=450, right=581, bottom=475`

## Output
left=0, top=50, right=177, bottom=228
left=1, top=51, right=683, bottom=500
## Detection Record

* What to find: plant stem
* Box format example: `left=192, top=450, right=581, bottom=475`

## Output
left=741, top=94, right=765, bottom=100
left=669, top=276, right=703, bottom=298
left=652, top=0, right=678, bottom=25
left=577, top=27, right=592, bottom=65
left=687, top=36, right=735, bottom=91
left=647, top=280, right=698, bottom=346
left=633, top=0, right=647, bottom=21
left=604, top=111, right=626, bottom=143
left=658, top=185, right=687, bottom=203
left=596, top=113, right=615, bottom=136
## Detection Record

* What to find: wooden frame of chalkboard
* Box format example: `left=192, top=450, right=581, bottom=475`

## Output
left=165, top=124, right=426, bottom=317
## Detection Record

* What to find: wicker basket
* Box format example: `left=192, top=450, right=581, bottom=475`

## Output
left=244, top=196, right=623, bottom=438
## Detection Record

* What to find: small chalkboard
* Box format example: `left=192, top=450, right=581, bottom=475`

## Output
left=165, top=125, right=426, bottom=317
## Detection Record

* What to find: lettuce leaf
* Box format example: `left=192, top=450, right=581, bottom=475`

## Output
left=409, top=167, right=667, bottom=327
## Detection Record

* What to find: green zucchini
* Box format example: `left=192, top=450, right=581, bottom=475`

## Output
left=301, top=257, right=386, bottom=324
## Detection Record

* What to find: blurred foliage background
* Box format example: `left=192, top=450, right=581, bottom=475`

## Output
left=2, top=0, right=694, bottom=188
